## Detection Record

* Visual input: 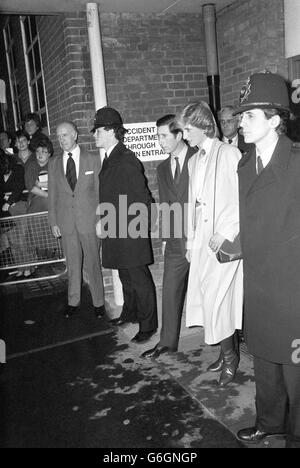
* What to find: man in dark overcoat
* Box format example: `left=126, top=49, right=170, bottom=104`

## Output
left=142, top=114, right=196, bottom=359
left=93, top=107, right=158, bottom=343
left=235, top=72, right=300, bottom=448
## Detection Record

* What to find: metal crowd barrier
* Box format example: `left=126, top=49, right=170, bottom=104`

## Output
left=0, top=211, right=67, bottom=285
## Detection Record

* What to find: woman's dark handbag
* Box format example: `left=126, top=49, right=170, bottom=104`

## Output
left=216, top=234, right=242, bottom=263
left=213, top=144, right=242, bottom=264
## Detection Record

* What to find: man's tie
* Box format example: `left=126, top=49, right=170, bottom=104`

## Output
left=101, top=152, right=108, bottom=171
left=228, top=139, right=233, bottom=144
left=66, top=152, right=77, bottom=191
left=257, top=155, right=264, bottom=175
left=173, top=157, right=181, bottom=185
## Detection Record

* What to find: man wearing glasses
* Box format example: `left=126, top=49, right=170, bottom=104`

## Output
left=218, top=105, right=253, bottom=154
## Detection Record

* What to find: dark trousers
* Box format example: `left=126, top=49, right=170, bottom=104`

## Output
left=118, top=266, right=158, bottom=333
left=254, top=356, right=300, bottom=448
left=159, top=254, right=189, bottom=350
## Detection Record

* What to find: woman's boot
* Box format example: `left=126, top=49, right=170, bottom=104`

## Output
left=207, top=348, right=224, bottom=372
left=218, top=334, right=239, bottom=387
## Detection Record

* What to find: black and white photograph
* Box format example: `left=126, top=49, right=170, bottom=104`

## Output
left=1, top=0, right=300, bottom=452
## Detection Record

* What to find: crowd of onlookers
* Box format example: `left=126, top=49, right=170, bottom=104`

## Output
left=0, top=113, right=53, bottom=277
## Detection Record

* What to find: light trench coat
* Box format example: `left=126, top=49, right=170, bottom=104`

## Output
left=186, top=138, right=243, bottom=345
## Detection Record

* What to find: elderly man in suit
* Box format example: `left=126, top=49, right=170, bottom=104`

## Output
left=218, top=105, right=253, bottom=154
left=93, top=106, right=157, bottom=343
left=235, top=72, right=300, bottom=448
left=142, top=114, right=196, bottom=358
left=48, top=121, right=105, bottom=319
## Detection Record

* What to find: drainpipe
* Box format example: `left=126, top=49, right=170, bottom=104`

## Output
left=86, top=3, right=124, bottom=307
left=87, top=3, right=107, bottom=108
left=202, top=4, right=220, bottom=114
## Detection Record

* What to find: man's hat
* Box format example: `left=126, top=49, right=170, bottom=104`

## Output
left=91, top=106, right=123, bottom=132
left=234, top=71, right=290, bottom=115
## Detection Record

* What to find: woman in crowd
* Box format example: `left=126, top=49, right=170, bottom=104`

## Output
left=179, top=100, right=243, bottom=387
left=25, top=139, right=52, bottom=213
left=0, top=149, right=26, bottom=215
left=13, top=129, right=35, bottom=173
left=25, top=140, right=53, bottom=261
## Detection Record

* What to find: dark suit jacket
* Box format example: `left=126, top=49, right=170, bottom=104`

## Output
left=238, top=134, right=300, bottom=365
left=157, top=146, right=196, bottom=256
left=48, top=148, right=101, bottom=235
left=98, top=142, right=154, bottom=269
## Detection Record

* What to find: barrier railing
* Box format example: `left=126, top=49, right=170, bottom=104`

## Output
left=0, top=211, right=66, bottom=285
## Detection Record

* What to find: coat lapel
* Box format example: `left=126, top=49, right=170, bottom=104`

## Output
left=162, top=157, right=177, bottom=196
left=74, top=149, right=85, bottom=193
left=176, top=147, right=194, bottom=200
left=241, top=135, right=292, bottom=198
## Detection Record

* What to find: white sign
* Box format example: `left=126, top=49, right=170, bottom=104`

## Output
left=284, top=0, right=300, bottom=58
left=124, top=122, right=168, bottom=162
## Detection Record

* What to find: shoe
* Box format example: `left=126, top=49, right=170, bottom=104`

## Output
left=141, top=345, right=174, bottom=358
left=110, top=316, right=129, bottom=326
left=207, top=350, right=224, bottom=372
left=131, top=330, right=156, bottom=343
left=218, top=351, right=239, bottom=387
left=64, top=305, right=78, bottom=318
left=237, top=426, right=286, bottom=444
left=94, top=305, right=106, bottom=318
left=218, top=336, right=239, bottom=387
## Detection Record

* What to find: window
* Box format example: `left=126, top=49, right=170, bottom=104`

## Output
left=20, top=16, right=50, bottom=134
left=3, top=19, right=23, bottom=129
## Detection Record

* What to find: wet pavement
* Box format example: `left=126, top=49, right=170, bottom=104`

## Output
left=0, top=277, right=286, bottom=448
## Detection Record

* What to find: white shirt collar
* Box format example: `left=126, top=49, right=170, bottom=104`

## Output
left=106, top=143, right=118, bottom=157
left=256, top=137, right=279, bottom=169
left=223, top=134, right=238, bottom=146
left=63, top=145, right=80, bottom=177
left=170, top=145, right=188, bottom=178
left=171, top=144, right=187, bottom=167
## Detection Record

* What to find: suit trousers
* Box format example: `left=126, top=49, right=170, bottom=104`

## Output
left=62, top=230, right=104, bottom=308
left=254, top=355, right=300, bottom=448
left=118, top=266, right=158, bottom=333
left=159, top=254, right=189, bottom=350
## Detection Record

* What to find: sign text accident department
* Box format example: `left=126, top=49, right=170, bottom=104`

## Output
left=124, top=122, right=167, bottom=161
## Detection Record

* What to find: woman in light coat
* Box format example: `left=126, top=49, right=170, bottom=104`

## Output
left=179, top=101, right=243, bottom=387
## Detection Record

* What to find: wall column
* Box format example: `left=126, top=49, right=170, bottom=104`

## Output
left=202, top=4, right=220, bottom=114
left=86, top=4, right=124, bottom=307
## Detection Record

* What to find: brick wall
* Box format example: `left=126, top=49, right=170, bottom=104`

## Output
left=217, top=0, right=288, bottom=107
left=100, top=13, right=208, bottom=121
left=37, top=11, right=208, bottom=151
